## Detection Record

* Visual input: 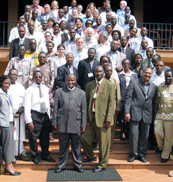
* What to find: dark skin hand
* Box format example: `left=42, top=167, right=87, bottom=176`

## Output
left=28, top=122, right=34, bottom=132
left=104, top=121, right=110, bottom=129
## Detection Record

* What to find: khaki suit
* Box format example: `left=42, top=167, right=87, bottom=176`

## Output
left=81, top=79, right=115, bottom=168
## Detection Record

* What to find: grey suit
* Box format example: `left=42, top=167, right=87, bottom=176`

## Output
left=0, top=88, right=15, bottom=163
left=53, top=86, right=86, bottom=169
left=124, top=78, right=157, bottom=157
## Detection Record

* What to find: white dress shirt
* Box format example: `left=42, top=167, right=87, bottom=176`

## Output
left=96, top=42, right=110, bottom=61
left=24, top=83, right=50, bottom=124
left=25, top=31, right=42, bottom=48
left=63, top=40, right=77, bottom=55
left=150, top=70, right=165, bottom=86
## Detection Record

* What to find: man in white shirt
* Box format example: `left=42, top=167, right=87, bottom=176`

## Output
left=25, top=20, right=42, bottom=48
left=96, top=31, right=110, bottom=61
left=131, top=27, right=154, bottom=51
left=24, top=70, right=55, bottom=164
left=150, top=61, right=165, bottom=86
left=84, top=27, right=98, bottom=49
left=72, top=37, right=88, bottom=68
left=111, top=16, right=124, bottom=36
left=9, top=18, right=26, bottom=43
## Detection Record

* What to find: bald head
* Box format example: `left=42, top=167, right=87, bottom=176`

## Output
left=66, top=74, right=76, bottom=89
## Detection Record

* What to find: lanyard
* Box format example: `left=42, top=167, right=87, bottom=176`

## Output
left=70, top=41, right=75, bottom=51
left=6, top=93, right=13, bottom=107
left=31, top=51, right=37, bottom=60
left=77, top=50, right=82, bottom=60
left=38, top=65, right=46, bottom=74
left=90, top=59, right=95, bottom=71
left=17, top=58, right=24, bottom=70
left=47, top=51, right=53, bottom=63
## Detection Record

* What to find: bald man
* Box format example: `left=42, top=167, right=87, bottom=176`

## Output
left=55, top=53, right=79, bottom=88
left=53, top=74, right=86, bottom=173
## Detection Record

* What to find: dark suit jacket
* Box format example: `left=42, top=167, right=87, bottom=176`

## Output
left=118, top=47, right=135, bottom=66
left=61, top=33, right=69, bottom=44
left=52, top=86, right=86, bottom=134
left=55, top=63, right=79, bottom=88
left=118, top=72, right=138, bottom=101
left=164, top=66, right=171, bottom=72
left=78, top=58, right=100, bottom=91
left=86, top=79, right=115, bottom=127
left=9, top=37, right=30, bottom=60
left=124, top=78, right=157, bottom=124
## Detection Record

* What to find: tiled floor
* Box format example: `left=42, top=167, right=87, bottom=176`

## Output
left=0, top=166, right=173, bottom=182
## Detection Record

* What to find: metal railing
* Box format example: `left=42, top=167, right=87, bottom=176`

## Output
left=0, top=21, right=173, bottom=49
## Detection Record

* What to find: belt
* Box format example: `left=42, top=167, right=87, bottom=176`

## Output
left=31, top=110, right=47, bottom=116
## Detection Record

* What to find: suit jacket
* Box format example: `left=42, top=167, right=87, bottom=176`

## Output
left=124, top=78, right=157, bottom=124
left=106, top=51, right=126, bottom=70
left=0, top=88, right=12, bottom=127
left=78, top=58, right=100, bottom=91
left=142, top=58, right=154, bottom=69
left=52, top=86, right=87, bottom=134
left=118, top=47, right=135, bottom=66
left=118, top=72, right=138, bottom=101
left=61, top=33, right=69, bottom=44
left=164, top=66, right=171, bottom=72
left=86, top=78, right=115, bottom=127
left=55, top=63, right=79, bottom=88
left=9, top=37, right=30, bottom=60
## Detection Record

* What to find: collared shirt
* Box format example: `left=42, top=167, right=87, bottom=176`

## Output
left=121, top=23, right=130, bottom=30
left=24, top=83, right=50, bottom=124
left=53, top=32, right=63, bottom=48
left=68, top=65, right=74, bottom=74
left=100, top=11, right=117, bottom=24
left=51, top=55, right=66, bottom=77
left=82, top=16, right=93, bottom=23
left=116, top=9, right=125, bottom=17
left=110, top=51, right=118, bottom=69
left=19, top=36, right=26, bottom=45
left=150, top=70, right=165, bottom=86
left=67, top=86, right=75, bottom=91
left=156, top=83, right=173, bottom=120
left=96, top=42, right=110, bottom=61
left=72, top=48, right=88, bottom=69
left=25, top=49, right=40, bottom=66
left=37, top=13, right=55, bottom=23
left=4, top=56, right=34, bottom=89
left=113, top=24, right=124, bottom=36
left=141, top=49, right=147, bottom=60
left=141, top=77, right=150, bottom=99
left=30, top=4, right=44, bottom=15
left=63, top=40, right=77, bottom=54
left=55, top=17, right=66, bottom=24
left=121, top=46, right=126, bottom=54
left=119, top=70, right=136, bottom=88
left=8, top=27, right=19, bottom=43
left=38, top=41, right=57, bottom=53
left=84, top=38, right=98, bottom=49
left=25, top=31, right=42, bottom=47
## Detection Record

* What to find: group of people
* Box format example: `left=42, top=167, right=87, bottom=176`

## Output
left=1, top=0, right=173, bottom=176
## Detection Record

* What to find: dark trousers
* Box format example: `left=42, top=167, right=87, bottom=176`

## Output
left=28, top=110, right=50, bottom=159
left=58, top=133, right=82, bottom=169
left=129, top=120, right=150, bottom=157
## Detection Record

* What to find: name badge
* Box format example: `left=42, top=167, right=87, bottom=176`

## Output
left=163, top=91, right=170, bottom=98
left=88, top=72, right=94, bottom=77
left=18, top=71, right=22, bottom=76
left=93, top=93, right=97, bottom=98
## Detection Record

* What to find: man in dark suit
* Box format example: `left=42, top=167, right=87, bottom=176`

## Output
left=53, top=74, right=86, bottom=173
left=9, top=26, right=30, bottom=60
left=55, top=53, right=79, bottom=88
left=124, top=68, right=157, bottom=163
left=118, top=36, right=135, bottom=66
left=78, top=48, right=100, bottom=91
left=81, top=65, right=115, bottom=172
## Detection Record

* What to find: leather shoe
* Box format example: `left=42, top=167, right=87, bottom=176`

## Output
left=82, top=157, right=96, bottom=162
left=93, top=168, right=106, bottom=173
left=138, top=156, right=147, bottom=163
left=4, top=168, right=20, bottom=176
left=32, top=157, right=42, bottom=164
left=74, top=168, right=84, bottom=173
left=128, top=156, right=136, bottom=162
left=41, top=156, right=55, bottom=162
left=155, top=147, right=162, bottom=153
left=149, top=146, right=157, bottom=150
left=161, top=158, right=168, bottom=163
left=55, top=168, right=64, bottom=173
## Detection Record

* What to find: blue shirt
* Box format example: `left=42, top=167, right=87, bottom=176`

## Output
left=37, top=13, right=55, bottom=23
left=82, top=16, right=93, bottom=23
left=116, top=9, right=125, bottom=18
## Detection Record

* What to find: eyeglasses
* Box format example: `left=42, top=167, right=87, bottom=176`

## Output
left=34, top=76, right=42, bottom=78
left=87, top=23, right=93, bottom=25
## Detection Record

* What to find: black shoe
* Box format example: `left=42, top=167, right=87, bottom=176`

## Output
left=15, top=170, right=21, bottom=175
left=41, top=156, right=55, bottom=162
left=55, top=168, right=64, bottom=173
left=82, top=157, right=96, bottom=162
left=138, top=156, right=147, bottom=163
left=4, top=168, right=20, bottom=176
left=110, top=148, right=112, bottom=152
left=32, top=157, right=42, bottom=164
left=93, top=168, right=106, bottom=173
left=161, top=158, right=168, bottom=163
left=74, top=168, right=84, bottom=173
left=155, top=147, right=162, bottom=153
left=93, top=147, right=99, bottom=150
left=128, top=156, right=136, bottom=162
left=149, top=146, right=157, bottom=150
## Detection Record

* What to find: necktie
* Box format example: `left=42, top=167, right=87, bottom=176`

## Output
left=94, top=83, right=100, bottom=108
left=38, top=85, right=47, bottom=113
left=20, top=39, right=23, bottom=45
left=148, top=60, right=152, bottom=68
